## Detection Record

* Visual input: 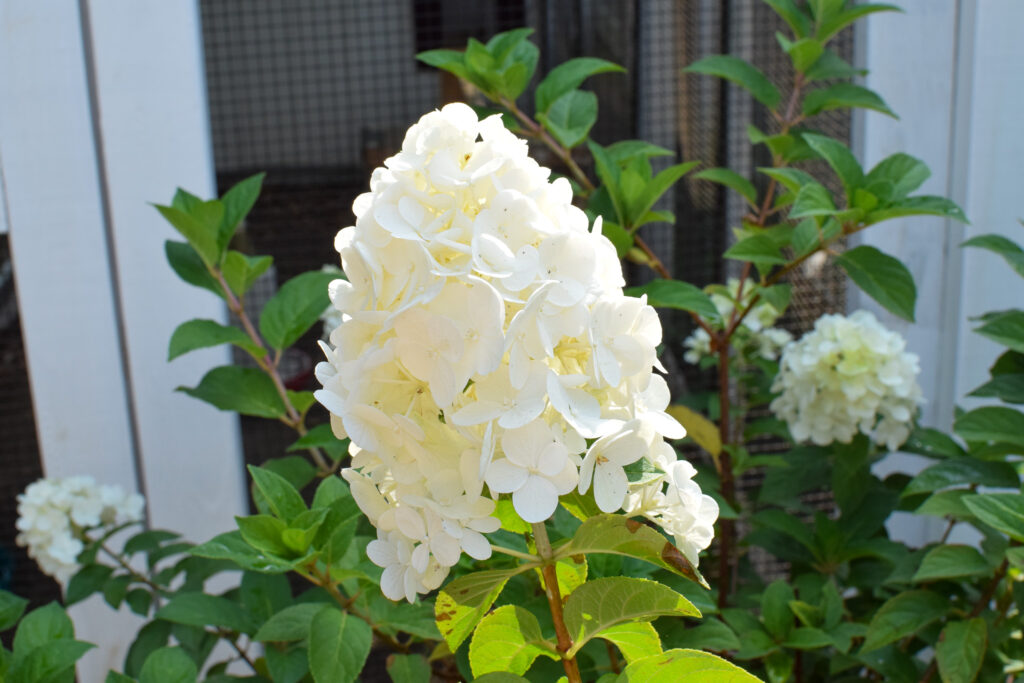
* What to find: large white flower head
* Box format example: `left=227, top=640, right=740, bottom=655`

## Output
left=682, top=278, right=792, bottom=365
left=770, top=310, right=923, bottom=450
left=15, top=476, right=145, bottom=583
left=317, top=103, right=713, bottom=600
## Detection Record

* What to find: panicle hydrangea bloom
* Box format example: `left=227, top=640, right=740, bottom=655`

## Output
left=770, top=310, right=923, bottom=451
left=682, top=278, right=792, bottom=365
left=15, top=476, right=145, bottom=582
left=316, top=103, right=717, bottom=602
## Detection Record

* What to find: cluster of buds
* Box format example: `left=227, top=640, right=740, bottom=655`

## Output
left=315, top=104, right=716, bottom=602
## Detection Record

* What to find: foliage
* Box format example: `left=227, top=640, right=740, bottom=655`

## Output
left=13, top=2, right=1022, bottom=682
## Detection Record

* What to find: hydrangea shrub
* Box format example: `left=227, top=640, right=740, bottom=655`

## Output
left=10, top=2, right=1024, bottom=682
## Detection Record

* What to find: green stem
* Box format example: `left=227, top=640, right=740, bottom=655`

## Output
left=490, top=544, right=541, bottom=563
left=530, top=523, right=583, bottom=683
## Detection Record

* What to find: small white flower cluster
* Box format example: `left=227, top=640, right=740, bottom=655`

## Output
left=15, top=476, right=145, bottom=582
left=770, top=310, right=923, bottom=451
left=683, top=278, right=792, bottom=365
left=316, top=103, right=716, bottom=602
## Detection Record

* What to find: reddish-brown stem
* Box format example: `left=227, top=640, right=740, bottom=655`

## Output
left=211, top=269, right=332, bottom=473
left=605, top=640, right=622, bottom=674
left=532, top=523, right=583, bottom=683
left=715, top=340, right=736, bottom=609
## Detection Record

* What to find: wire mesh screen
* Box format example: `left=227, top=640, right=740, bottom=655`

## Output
left=200, top=0, right=854, bottom=579
left=0, top=236, right=61, bottom=610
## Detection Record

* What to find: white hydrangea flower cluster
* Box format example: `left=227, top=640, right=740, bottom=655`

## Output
left=15, top=476, right=145, bottom=582
left=682, top=278, right=792, bottom=365
left=770, top=310, right=923, bottom=451
left=315, top=103, right=716, bottom=602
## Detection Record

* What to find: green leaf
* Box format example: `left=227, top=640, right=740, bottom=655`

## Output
left=759, top=167, right=817, bottom=195
left=671, top=619, right=741, bottom=652
left=266, top=646, right=309, bottom=683
left=10, top=640, right=94, bottom=683
left=434, top=567, right=526, bottom=651
left=615, top=648, right=763, bottom=682
left=789, top=183, right=836, bottom=218
left=589, top=141, right=624, bottom=224
left=866, top=153, right=930, bottom=200
left=915, top=489, right=974, bottom=519
left=802, top=134, right=864, bottom=200
left=760, top=283, right=792, bottom=315
left=597, top=622, right=662, bottom=665
left=387, top=654, right=432, bottom=683
left=912, top=545, right=991, bottom=582
left=962, top=494, right=1024, bottom=541
left=860, top=590, right=947, bottom=652
left=155, top=202, right=224, bottom=267
left=106, top=672, right=136, bottom=683
left=974, top=310, right=1024, bottom=354
left=630, top=162, right=698, bottom=226
left=0, top=590, right=29, bottom=631
left=236, top=514, right=291, bottom=557
left=124, top=529, right=180, bottom=555
left=782, top=627, right=833, bottom=650
left=539, top=90, right=597, bottom=148
left=760, top=581, right=795, bottom=640
left=685, top=55, right=782, bottom=109
left=693, top=168, right=757, bottom=207
left=217, top=173, right=264, bottom=255
left=901, top=427, right=967, bottom=459
left=65, top=564, right=114, bottom=606
left=416, top=49, right=470, bottom=81
left=172, top=187, right=202, bottom=213
left=836, top=245, right=917, bottom=321
left=262, top=456, right=317, bottom=494
left=165, top=240, right=222, bottom=297
left=936, top=618, right=986, bottom=683
left=535, top=57, right=624, bottom=114
left=599, top=220, right=633, bottom=258
left=777, top=34, right=823, bottom=73
left=803, top=83, right=896, bottom=118
left=222, top=251, right=273, bottom=297
left=764, top=0, right=812, bottom=38
left=168, top=319, right=262, bottom=361
left=954, top=406, right=1024, bottom=446
left=723, top=233, right=787, bottom=266
left=139, top=646, right=197, bottom=683
left=178, top=366, right=285, bottom=418
left=190, top=530, right=295, bottom=573
left=865, top=195, right=968, bottom=225
left=124, top=620, right=172, bottom=678
left=805, top=50, right=862, bottom=81
left=288, top=423, right=344, bottom=453
left=249, top=465, right=306, bottom=523
left=562, top=514, right=708, bottom=587
left=962, top=233, right=1024, bottom=278
left=307, top=608, right=372, bottom=683
left=255, top=603, right=329, bottom=642
left=13, top=603, right=74, bottom=656
left=605, top=140, right=674, bottom=164
left=625, top=280, right=719, bottom=322
left=970, top=373, right=1024, bottom=404
left=563, top=577, right=699, bottom=656
left=468, top=605, right=555, bottom=677
left=156, top=592, right=257, bottom=635
left=903, top=457, right=1019, bottom=496
left=817, top=4, right=902, bottom=42
left=259, top=270, right=336, bottom=350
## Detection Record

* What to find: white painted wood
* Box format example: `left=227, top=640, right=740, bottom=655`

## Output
left=952, top=0, right=1024, bottom=401
left=82, top=0, right=247, bottom=541
left=851, top=0, right=963, bottom=431
left=853, top=1, right=966, bottom=547
left=0, top=3, right=143, bottom=680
